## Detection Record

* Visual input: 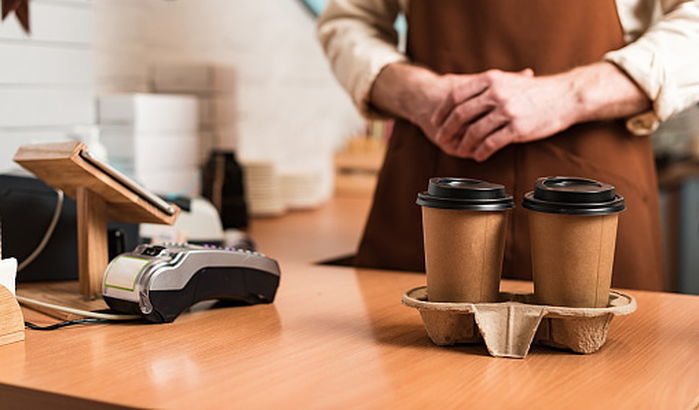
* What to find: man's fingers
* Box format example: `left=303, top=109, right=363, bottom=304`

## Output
left=472, top=125, right=515, bottom=162
left=434, top=92, right=494, bottom=144
left=431, top=77, right=489, bottom=127
left=456, top=112, right=509, bottom=157
left=434, top=123, right=467, bottom=157
left=441, top=123, right=468, bottom=155
left=449, top=77, right=490, bottom=108
left=431, top=95, right=457, bottom=131
left=521, top=68, right=534, bottom=77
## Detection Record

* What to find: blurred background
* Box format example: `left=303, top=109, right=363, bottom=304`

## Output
left=0, top=0, right=696, bottom=293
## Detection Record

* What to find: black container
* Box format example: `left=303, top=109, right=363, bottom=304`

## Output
left=201, top=150, right=249, bottom=229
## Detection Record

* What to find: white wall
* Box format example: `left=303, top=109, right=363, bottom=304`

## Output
left=95, top=0, right=363, bottom=177
left=93, top=0, right=147, bottom=93
left=0, top=0, right=95, bottom=172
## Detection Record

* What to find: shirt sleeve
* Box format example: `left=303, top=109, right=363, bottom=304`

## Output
left=317, top=0, right=407, bottom=118
left=605, top=0, right=699, bottom=135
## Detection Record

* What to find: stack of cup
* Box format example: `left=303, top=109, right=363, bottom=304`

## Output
left=523, top=177, right=625, bottom=308
left=416, top=178, right=514, bottom=303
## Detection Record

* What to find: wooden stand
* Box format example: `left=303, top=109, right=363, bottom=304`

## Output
left=14, top=142, right=180, bottom=300
left=0, top=286, right=24, bottom=346
left=76, top=188, right=109, bottom=299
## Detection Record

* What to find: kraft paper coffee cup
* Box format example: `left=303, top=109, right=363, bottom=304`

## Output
left=417, top=178, right=514, bottom=303
left=523, top=177, right=626, bottom=308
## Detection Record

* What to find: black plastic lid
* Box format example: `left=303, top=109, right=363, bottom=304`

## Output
left=416, top=177, right=514, bottom=211
left=522, top=176, right=625, bottom=215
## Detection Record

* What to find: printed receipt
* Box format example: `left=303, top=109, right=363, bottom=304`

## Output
left=104, top=256, right=150, bottom=292
left=0, top=258, right=17, bottom=296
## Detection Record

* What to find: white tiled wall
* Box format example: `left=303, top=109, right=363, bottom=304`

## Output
left=0, top=0, right=95, bottom=172
left=93, top=0, right=148, bottom=93
left=0, top=0, right=362, bottom=187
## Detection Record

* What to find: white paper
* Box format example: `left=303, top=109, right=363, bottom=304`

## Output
left=103, top=256, right=151, bottom=303
left=0, top=258, right=17, bottom=296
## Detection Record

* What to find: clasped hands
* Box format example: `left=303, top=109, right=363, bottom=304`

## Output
left=371, top=62, right=647, bottom=162
left=415, top=68, right=583, bottom=162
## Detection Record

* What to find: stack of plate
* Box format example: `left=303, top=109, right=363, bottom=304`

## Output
left=242, top=160, right=286, bottom=217
left=281, top=171, right=323, bottom=210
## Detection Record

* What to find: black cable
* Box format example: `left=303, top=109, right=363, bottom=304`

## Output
left=24, top=318, right=125, bottom=331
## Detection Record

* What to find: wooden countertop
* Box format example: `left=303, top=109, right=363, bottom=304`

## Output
left=247, top=195, right=371, bottom=264
left=3, top=197, right=698, bottom=409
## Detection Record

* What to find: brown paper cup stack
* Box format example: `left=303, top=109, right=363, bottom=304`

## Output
left=523, top=177, right=626, bottom=308
left=417, top=178, right=514, bottom=303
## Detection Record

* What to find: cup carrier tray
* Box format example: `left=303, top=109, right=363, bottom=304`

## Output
left=402, top=286, right=636, bottom=359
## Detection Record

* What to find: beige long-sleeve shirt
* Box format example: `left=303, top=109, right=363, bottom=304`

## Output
left=317, top=0, right=699, bottom=135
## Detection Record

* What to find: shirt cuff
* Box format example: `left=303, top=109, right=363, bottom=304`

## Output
left=353, top=53, right=409, bottom=119
left=604, top=47, right=670, bottom=135
left=626, top=112, right=660, bottom=136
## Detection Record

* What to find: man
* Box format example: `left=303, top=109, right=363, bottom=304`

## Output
left=318, top=0, right=699, bottom=290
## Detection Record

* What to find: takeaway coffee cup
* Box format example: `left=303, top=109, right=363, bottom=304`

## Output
left=417, top=178, right=514, bottom=302
left=523, top=177, right=626, bottom=308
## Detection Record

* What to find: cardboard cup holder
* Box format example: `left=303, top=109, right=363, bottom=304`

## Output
left=402, top=286, right=636, bottom=359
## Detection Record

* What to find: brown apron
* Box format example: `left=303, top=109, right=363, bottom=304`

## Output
left=355, top=0, right=665, bottom=291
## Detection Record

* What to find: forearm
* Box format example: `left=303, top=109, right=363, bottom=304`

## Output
left=605, top=0, right=699, bottom=121
left=369, top=63, right=443, bottom=123
left=566, top=62, right=651, bottom=124
left=317, top=0, right=407, bottom=118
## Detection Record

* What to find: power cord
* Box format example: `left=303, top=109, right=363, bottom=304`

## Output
left=17, top=188, right=64, bottom=272
left=24, top=318, right=132, bottom=331
left=16, top=295, right=140, bottom=321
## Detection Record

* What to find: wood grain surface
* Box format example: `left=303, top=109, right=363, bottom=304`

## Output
left=6, top=265, right=698, bottom=409
left=0, top=285, right=24, bottom=346
left=3, top=196, right=698, bottom=409
left=247, top=195, right=372, bottom=264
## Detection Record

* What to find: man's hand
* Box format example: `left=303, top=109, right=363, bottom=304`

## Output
left=370, top=63, right=454, bottom=149
left=370, top=63, right=492, bottom=156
